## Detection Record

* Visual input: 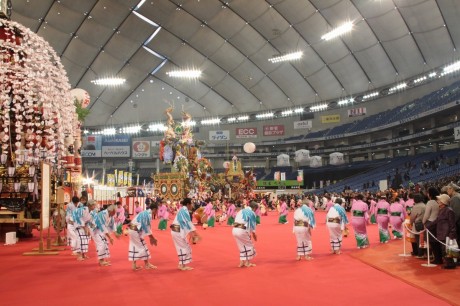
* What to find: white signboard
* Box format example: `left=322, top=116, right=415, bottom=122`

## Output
left=293, top=120, right=312, bottom=129
left=132, top=140, right=151, bottom=158
left=455, top=126, right=460, bottom=140
left=102, top=146, right=130, bottom=157
left=209, top=130, right=229, bottom=141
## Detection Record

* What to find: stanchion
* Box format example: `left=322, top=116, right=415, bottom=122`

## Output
left=421, top=230, right=437, bottom=267
left=399, top=224, right=411, bottom=257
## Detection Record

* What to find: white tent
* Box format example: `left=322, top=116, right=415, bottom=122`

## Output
left=294, top=149, right=310, bottom=163
left=329, top=152, right=345, bottom=166
left=277, top=154, right=290, bottom=166
left=310, top=156, right=322, bottom=168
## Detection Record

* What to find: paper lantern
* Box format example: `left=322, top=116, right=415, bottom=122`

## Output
left=243, top=142, right=256, bottom=153
left=310, top=156, right=322, bottom=168
left=223, top=161, right=230, bottom=169
left=294, top=149, right=310, bottom=163
left=70, top=88, right=91, bottom=108
left=277, top=154, right=290, bottom=166
left=329, top=152, right=345, bottom=166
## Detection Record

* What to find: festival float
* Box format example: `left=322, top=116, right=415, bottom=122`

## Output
left=0, top=11, right=78, bottom=244
left=154, top=106, right=256, bottom=202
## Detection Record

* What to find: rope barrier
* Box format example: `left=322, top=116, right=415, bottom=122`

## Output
left=403, top=223, right=426, bottom=235
left=425, top=228, right=460, bottom=252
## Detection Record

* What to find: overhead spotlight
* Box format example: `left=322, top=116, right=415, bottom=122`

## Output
left=201, top=118, right=221, bottom=125
left=227, top=117, right=237, bottom=122
left=148, top=124, right=167, bottom=132
left=413, top=76, right=427, bottom=84
left=182, top=120, right=196, bottom=127
left=362, top=92, right=379, bottom=100
left=294, top=108, right=304, bottom=113
left=337, top=98, right=354, bottom=106
left=102, top=128, right=116, bottom=135
left=281, top=110, right=293, bottom=116
left=91, top=77, right=126, bottom=86
left=310, top=104, right=328, bottom=112
left=442, top=60, right=460, bottom=75
left=256, top=112, right=274, bottom=119
left=166, top=69, right=202, bottom=78
left=269, top=51, right=303, bottom=63
left=237, top=115, right=249, bottom=121
left=388, top=83, right=407, bottom=93
left=321, top=22, right=353, bottom=41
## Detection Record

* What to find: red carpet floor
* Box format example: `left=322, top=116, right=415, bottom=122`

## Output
left=0, top=211, right=456, bottom=306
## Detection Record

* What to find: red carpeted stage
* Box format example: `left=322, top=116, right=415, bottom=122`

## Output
left=1, top=211, right=458, bottom=306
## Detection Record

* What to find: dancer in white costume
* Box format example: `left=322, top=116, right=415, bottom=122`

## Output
left=326, top=199, right=349, bottom=254
left=232, top=201, right=258, bottom=268
left=293, top=203, right=316, bottom=260
left=171, top=198, right=201, bottom=271
left=128, top=203, right=158, bottom=271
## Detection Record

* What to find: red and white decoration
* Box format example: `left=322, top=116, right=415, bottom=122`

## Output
left=0, top=19, right=77, bottom=166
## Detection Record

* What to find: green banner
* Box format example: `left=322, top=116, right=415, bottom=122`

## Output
left=256, top=180, right=303, bottom=189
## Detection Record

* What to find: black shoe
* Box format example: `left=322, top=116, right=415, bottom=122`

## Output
left=431, top=260, right=443, bottom=264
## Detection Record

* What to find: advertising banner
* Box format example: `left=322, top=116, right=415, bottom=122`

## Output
left=263, top=125, right=285, bottom=136
left=102, top=135, right=131, bottom=157
left=321, top=114, right=340, bottom=123
left=132, top=140, right=151, bottom=158
left=236, top=127, right=257, bottom=138
left=209, top=130, right=230, bottom=141
left=81, top=135, right=102, bottom=157
left=348, top=107, right=366, bottom=117
left=293, top=120, right=312, bottom=129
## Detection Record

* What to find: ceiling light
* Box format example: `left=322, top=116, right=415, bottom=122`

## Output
left=321, top=22, right=353, bottom=41
left=362, top=92, right=379, bottom=100
left=201, top=118, right=221, bottom=125
left=337, top=98, right=354, bottom=106
left=442, top=60, right=460, bottom=75
left=227, top=117, right=237, bottom=122
left=256, top=113, right=274, bottom=119
left=167, top=69, right=202, bottom=78
left=237, top=115, right=249, bottom=121
left=269, top=51, right=303, bottom=63
left=310, top=104, right=328, bottom=112
left=91, top=77, right=126, bottom=86
left=281, top=110, right=293, bottom=116
left=388, top=83, right=407, bottom=93
left=428, top=72, right=437, bottom=78
left=182, top=120, right=196, bottom=127
left=294, top=108, right=304, bottom=113
left=102, top=128, right=116, bottom=135
left=413, top=76, right=427, bottom=84
left=149, top=124, right=167, bottom=132
left=121, top=125, right=141, bottom=134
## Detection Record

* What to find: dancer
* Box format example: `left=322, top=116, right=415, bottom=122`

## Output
left=351, top=194, right=370, bottom=249
left=66, top=196, right=79, bottom=255
left=278, top=197, right=289, bottom=224
left=128, top=203, right=158, bottom=271
left=203, top=199, right=215, bottom=228
left=389, top=197, right=406, bottom=239
left=369, top=196, right=377, bottom=224
left=293, top=202, right=316, bottom=260
left=326, top=198, right=349, bottom=254
left=171, top=198, right=201, bottom=271
left=114, top=201, right=125, bottom=235
left=71, top=199, right=96, bottom=261
left=376, top=195, right=391, bottom=243
left=133, top=201, right=143, bottom=218
left=232, top=201, right=258, bottom=267
left=158, top=200, right=169, bottom=230
left=227, top=201, right=236, bottom=225
left=92, top=204, right=118, bottom=266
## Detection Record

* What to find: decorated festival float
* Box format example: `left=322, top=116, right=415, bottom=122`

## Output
left=154, top=105, right=256, bottom=207
left=0, top=9, right=80, bottom=247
